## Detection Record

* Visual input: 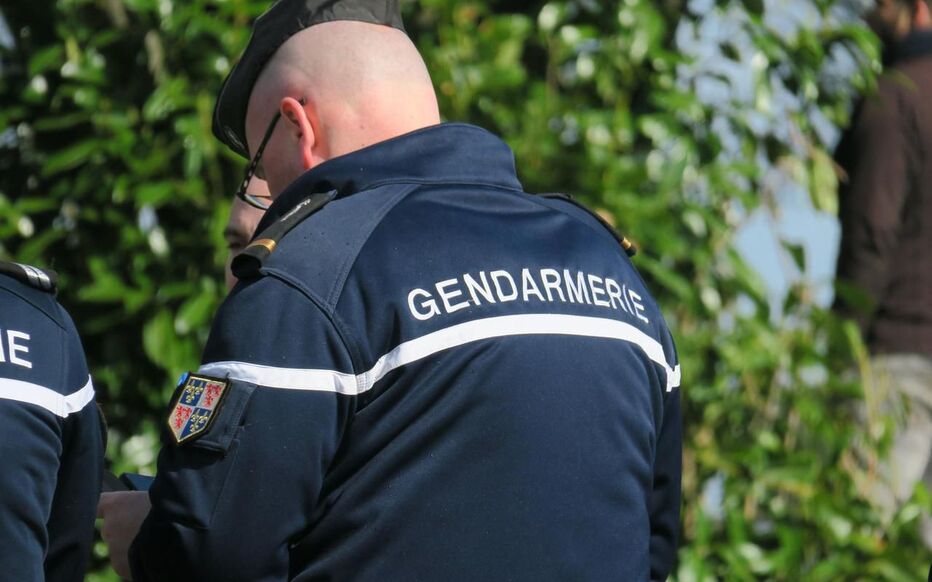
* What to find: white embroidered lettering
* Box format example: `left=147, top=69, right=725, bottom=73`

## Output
left=490, top=270, right=518, bottom=302
left=436, top=279, right=471, bottom=314
left=588, top=274, right=610, bottom=307
left=463, top=272, right=496, bottom=306
left=6, top=331, right=31, bottom=369
left=605, top=278, right=626, bottom=312
left=563, top=269, right=591, bottom=304
left=408, top=288, right=441, bottom=321
left=521, top=268, right=546, bottom=302
left=540, top=269, right=566, bottom=302
left=405, top=268, right=651, bottom=326
left=628, top=289, right=650, bottom=324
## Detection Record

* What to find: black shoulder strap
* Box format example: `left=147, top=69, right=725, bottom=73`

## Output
left=0, top=261, right=58, bottom=293
left=537, top=193, right=637, bottom=257
left=231, top=190, right=337, bottom=280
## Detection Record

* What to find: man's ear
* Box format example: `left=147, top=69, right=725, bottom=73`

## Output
left=280, top=97, right=316, bottom=170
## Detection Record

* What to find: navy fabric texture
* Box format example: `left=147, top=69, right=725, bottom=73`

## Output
left=0, top=273, right=103, bottom=582
left=133, top=123, right=682, bottom=582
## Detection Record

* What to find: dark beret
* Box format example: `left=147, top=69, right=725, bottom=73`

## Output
left=213, top=0, right=405, bottom=159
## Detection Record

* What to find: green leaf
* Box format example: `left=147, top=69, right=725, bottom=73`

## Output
left=28, top=45, right=65, bottom=76
left=41, top=140, right=101, bottom=176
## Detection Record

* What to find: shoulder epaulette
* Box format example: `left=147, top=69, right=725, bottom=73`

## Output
left=537, top=193, right=637, bottom=257
left=0, top=261, right=58, bottom=293
left=231, top=190, right=337, bottom=279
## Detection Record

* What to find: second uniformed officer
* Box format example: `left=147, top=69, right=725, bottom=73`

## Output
left=99, top=1, right=682, bottom=580
left=0, top=261, right=103, bottom=582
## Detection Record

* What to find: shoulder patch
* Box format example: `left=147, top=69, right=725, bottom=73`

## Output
left=167, top=373, right=230, bottom=445
left=231, top=189, right=337, bottom=280
left=0, top=261, right=58, bottom=292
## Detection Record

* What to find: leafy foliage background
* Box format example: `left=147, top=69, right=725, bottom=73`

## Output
left=0, top=0, right=928, bottom=579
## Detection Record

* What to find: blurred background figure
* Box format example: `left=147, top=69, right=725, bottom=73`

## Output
left=833, top=0, right=932, bottom=546
left=224, top=177, right=268, bottom=291
left=97, top=177, right=266, bottom=576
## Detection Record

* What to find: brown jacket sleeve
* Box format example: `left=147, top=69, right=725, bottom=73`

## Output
left=834, top=77, right=918, bottom=331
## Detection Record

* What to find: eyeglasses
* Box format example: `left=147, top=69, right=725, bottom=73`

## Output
left=234, top=98, right=305, bottom=210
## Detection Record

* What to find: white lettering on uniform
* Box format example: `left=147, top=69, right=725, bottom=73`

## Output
left=408, top=289, right=441, bottom=321
left=588, top=274, right=610, bottom=307
left=521, top=268, right=546, bottom=302
left=563, top=269, right=591, bottom=304
left=0, top=330, right=32, bottom=369
left=463, top=272, right=495, bottom=306
left=605, top=277, right=627, bottom=313
left=405, top=267, right=652, bottom=325
left=490, top=270, right=517, bottom=302
left=622, top=283, right=635, bottom=314
left=628, top=289, right=650, bottom=324
left=540, top=269, right=565, bottom=302
left=436, top=279, right=470, bottom=314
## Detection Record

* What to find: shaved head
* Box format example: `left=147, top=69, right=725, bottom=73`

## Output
left=244, top=21, right=441, bottom=196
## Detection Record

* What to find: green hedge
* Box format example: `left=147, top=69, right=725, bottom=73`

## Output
left=1, top=0, right=927, bottom=579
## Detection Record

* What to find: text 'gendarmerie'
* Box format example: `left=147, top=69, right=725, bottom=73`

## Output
left=407, top=268, right=650, bottom=324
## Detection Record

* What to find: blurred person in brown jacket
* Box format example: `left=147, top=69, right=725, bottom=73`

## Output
left=833, top=0, right=932, bottom=546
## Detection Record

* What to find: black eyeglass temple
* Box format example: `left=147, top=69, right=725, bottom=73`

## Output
left=234, top=98, right=305, bottom=210
left=234, top=110, right=282, bottom=209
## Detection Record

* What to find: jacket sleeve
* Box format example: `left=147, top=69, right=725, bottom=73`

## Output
left=44, top=309, right=103, bottom=582
left=130, top=276, right=357, bottom=582
left=0, top=401, right=62, bottom=582
left=833, top=81, right=916, bottom=329
left=0, top=291, right=101, bottom=582
left=649, top=328, right=681, bottom=582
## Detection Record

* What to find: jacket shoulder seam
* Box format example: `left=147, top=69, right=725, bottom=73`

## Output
left=324, top=184, right=421, bottom=309
left=259, top=271, right=365, bottom=390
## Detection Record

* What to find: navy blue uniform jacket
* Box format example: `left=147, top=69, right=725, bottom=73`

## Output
left=0, top=270, right=102, bottom=582
left=132, top=124, right=682, bottom=581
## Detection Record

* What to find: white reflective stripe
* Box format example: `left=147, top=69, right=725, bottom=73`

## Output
left=64, top=376, right=96, bottom=414
left=667, top=364, right=681, bottom=392
left=0, top=375, right=95, bottom=418
left=198, top=361, right=359, bottom=395
left=201, top=314, right=681, bottom=395
left=360, top=314, right=680, bottom=392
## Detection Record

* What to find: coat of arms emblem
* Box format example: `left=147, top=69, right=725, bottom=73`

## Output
left=167, top=374, right=229, bottom=444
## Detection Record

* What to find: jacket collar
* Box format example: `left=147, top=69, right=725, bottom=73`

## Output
left=256, top=123, right=523, bottom=230
left=889, top=30, right=932, bottom=65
